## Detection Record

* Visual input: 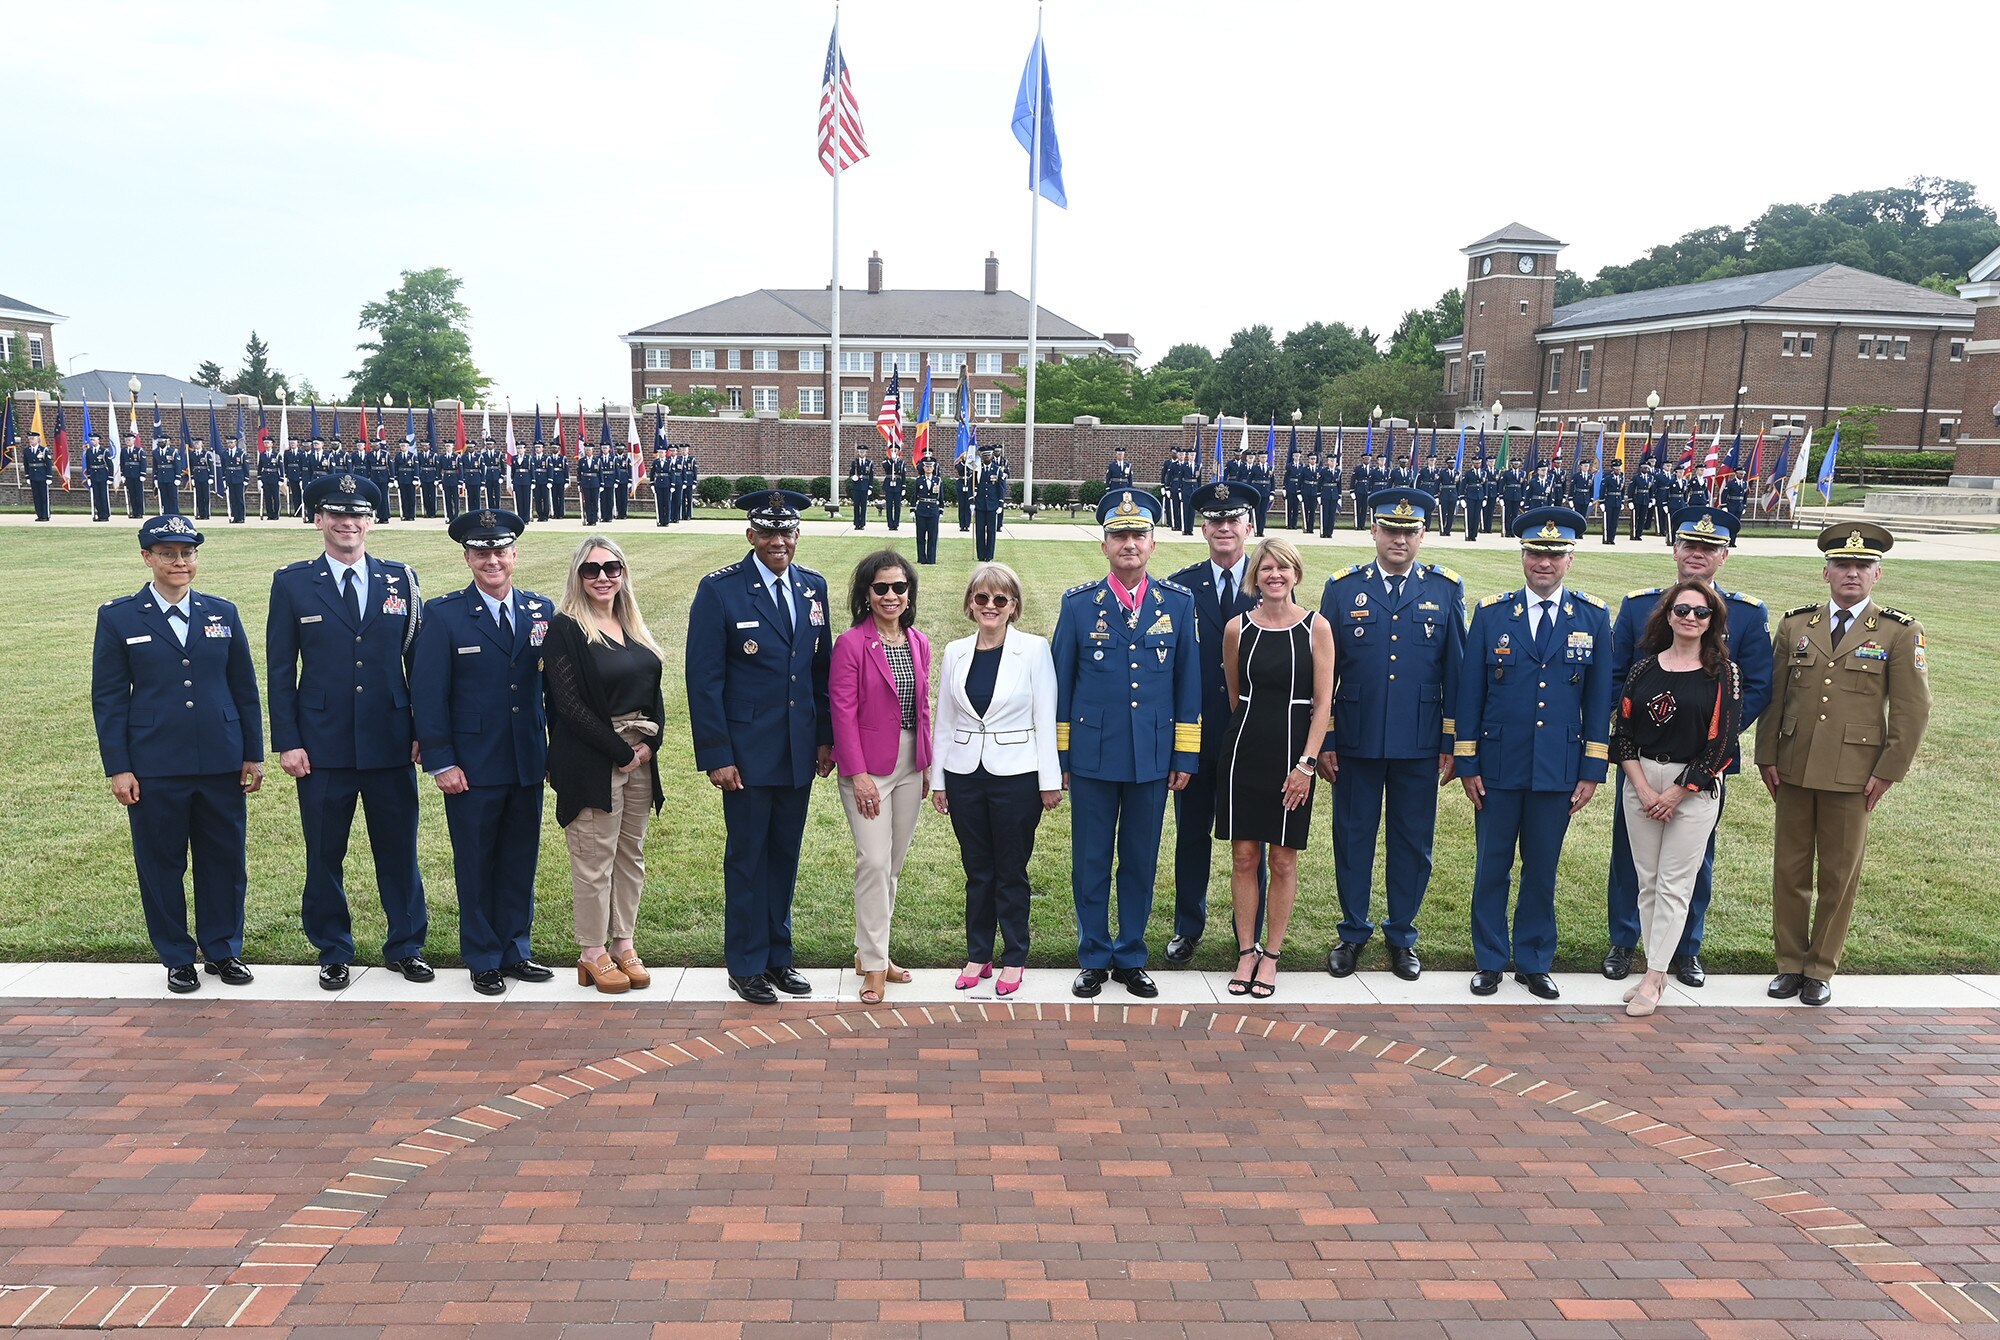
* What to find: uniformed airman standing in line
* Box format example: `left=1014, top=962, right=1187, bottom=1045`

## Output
left=222, top=436, right=250, bottom=524
left=1455, top=506, right=1612, bottom=1002
left=417, top=437, right=441, bottom=518
left=393, top=439, right=420, bottom=522
left=1599, top=459, right=1624, bottom=544
left=92, top=514, right=265, bottom=994
left=1319, top=487, right=1466, bottom=982
left=848, top=444, right=874, bottom=529
left=1052, top=488, right=1202, bottom=1001
left=1628, top=459, right=1653, bottom=541
left=1458, top=455, right=1485, bottom=543
left=122, top=431, right=150, bottom=518
left=1755, top=523, right=1930, bottom=1007
left=23, top=429, right=55, bottom=521
left=957, top=448, right=977, bottom=532
left=1499, top=458, right=1525, bottom=535
left=152, top=433, right=184, bottom=517
left=912, top=454, right=944, bottom=564
left=282, top=436, right=305, bottom=516
left=881, top=443, right=907, bottom=530
left=1320, top=453, right=1344, bottom=539
left=188, top=437, right=216, bottom=520
left=1107, top=445, right=1135, bottom=492
left=258, top=437, right=284, bottom=521
left=85, top=433, right=115, bottom=522
left=974, top=444, right=1007, bottom=562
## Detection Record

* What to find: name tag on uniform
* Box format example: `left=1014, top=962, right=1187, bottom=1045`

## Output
left=299, top=615, right=323, bottom=624
left=735, top=620, right=760, bottom=629
left=457, top=645, right=481, bottom=654
left=126, top=635, right=152, bottom=645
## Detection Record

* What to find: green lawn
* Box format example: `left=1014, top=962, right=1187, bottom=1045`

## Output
left=4, top=523, right=1991, bottom=975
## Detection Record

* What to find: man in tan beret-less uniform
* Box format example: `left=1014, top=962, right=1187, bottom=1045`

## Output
left=1755, top=522, right=1930, bottom=1005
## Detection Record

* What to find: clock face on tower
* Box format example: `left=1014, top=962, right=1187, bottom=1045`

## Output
left=1517, top=254, right=1536, bottom=274
left=1480, top=257, right=1493, bottom=276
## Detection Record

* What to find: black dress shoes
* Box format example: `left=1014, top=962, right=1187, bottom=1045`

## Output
left=1072, top=968, right=1108, bottom=998
left=166, top=964, right=200, bottom=994
left=1326, top=941, right=1361, bottom=978
left=318, top=963, right=350, bottom=991
left=1669, top=953, right=1705, bottom=988
left=1110, top=967, right=1159, bottom=998
left=1388, top=945, right=1422, bottom=982
left=1469, top=969, right=1503, bottom=996
left=1767, top=972, right=1804, bottom=999
left=1601, top=946, right=1634, bottom=980
left=1800, top=977, right=1832, bottom=1006
left=1514, top=971, right=1561, bottom=1000
left=470, top=969, right=506, bottom=996
left=389, top=955, right=435, bottom=983
left=205, top=957, right=255, bottom=986
left=767, top=966, right=813, bottom=996
left=1164, top=934, right=1200, bottom=965
left=500, top=959, right=555, bottom=983
left=727, top=974, right=778, bottom=1005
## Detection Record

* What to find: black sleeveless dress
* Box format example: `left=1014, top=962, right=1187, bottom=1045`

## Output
left=1213, top=611, right=1318, bottom=849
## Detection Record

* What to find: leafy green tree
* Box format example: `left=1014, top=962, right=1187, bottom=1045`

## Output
left=1200, top=324, right=1305, bottom=420
left=644, top=387, right=719, bottom=417
left=0, top=337, right=62, bottom=399
left=192, top=360, right=226, bottom=391
left=348, top=267, right=489, bottom=405
left=1316, top=362, right=1446, bottom=428
left=1155, top=342, right=1214, bottom=376
left=1826, top=403, right=1894, bottom=451
left=1282, top=321, right=1380, bottom=388
left=224, top=331, right=289, bottom=400
left=1386, top=289, right=1464, bottom=368
left=998, top=353, right=1194, bottom=425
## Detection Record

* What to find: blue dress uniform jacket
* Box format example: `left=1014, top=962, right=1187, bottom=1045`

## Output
left=152, top=443, right=184, bottom=514
left=1320, top=561, right=1467, bottom=950
left=1455, top=586, right=1613, bottom=974
left=85, top=444, right=115, bottom=520
left=92, top=585, right=263, bottom=966
left=411, top=582, right=551, bottom=973
left=267, top=555, right=429, bottom=964
left=1602, top=582, right=1772, bottom=958
left=1053, top=574, right=1203, bottom=968
left=685, top=554, right=835, bottom=977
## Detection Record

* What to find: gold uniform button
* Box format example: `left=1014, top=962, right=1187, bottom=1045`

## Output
left=1388, top=674, right=1396, bottom=681
left=1820, top=714, right=1827, bottom=720
left=1538, top=701, right=1545, bottom=708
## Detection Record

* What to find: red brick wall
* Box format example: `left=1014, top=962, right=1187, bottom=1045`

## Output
left=1952, top=302, right=2000, bottom=478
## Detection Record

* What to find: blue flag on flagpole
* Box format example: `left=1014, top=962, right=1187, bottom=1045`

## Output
left=1592, top=429, right=1606, bottom=501
left=1212, top=418, right=1224, bottom=476
left=1816, top=425, right=1841, bottom=501
left=1454, top=425, right=1466, bottom=472
left=1011, top=35, right=1066, bottom=207
left=309, top=403, right=320, bottom=443
left=1265, top=416, right=1275, bottom=469
left=1313, top=421, right=1324, bottom=461
left=1476, top=426, right=1487, bottom=466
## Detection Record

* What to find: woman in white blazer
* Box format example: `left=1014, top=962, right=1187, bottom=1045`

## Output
left=930, top=562, right=1063, bottom=996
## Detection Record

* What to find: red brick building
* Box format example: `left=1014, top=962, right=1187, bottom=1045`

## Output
left=1949, top=244, right=2000, bottom=486
left=622, top=252, right=1135, bottom=423
left=1438, top=224, right=1974, bottom=450
left=0, top=292, right=62, bottom=375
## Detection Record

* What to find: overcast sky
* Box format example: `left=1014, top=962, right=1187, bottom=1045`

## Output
left=14, top=0, right=1991, bottom=408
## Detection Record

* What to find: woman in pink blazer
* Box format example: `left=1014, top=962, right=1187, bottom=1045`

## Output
left=830, top=550, right=934, bottom=1004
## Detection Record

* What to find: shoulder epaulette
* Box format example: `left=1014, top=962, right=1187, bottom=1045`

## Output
left=1784, top=602, right=1818, bottom=618
left=1479, top=592, right=1509, bottom=608
left=1431, top=564, right=1463, bottom=585
left=278, top=558, right=314, bottom=573
left=1727, top=590, right=1765, bottom=609
left=436, top=588, right=466, bottom=603
left=1626, top=586, right=1663, bottom=600
left=1155, top=577, right=1191, bottom=597
left=1878, top=606, right=1915, bottom=625
left=1064, top=579, right=1100, bottom=597
left=703, top=562, right=741, bottom=580
left=1330, top=563, right=1365, bottom=580
left=1572, top=590, right=1605, bottom=609
left=102, top=593, right=136, bottom=608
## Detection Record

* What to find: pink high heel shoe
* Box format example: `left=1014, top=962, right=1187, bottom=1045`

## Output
left=995, top=967, right=1024, bottom=997
left=955, top=962, right=993, bottom=990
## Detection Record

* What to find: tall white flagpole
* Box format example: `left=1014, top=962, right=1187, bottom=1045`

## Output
left=829, top=3, right=843, bottom=510
left=1023, top=3, right=1044, bottom=513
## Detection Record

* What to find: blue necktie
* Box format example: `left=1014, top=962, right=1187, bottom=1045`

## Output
left=775, top=578, right=795, bottom=632
left=500, top=599, right=516, bottom=651
left=1533, top=599, right=1555, bottom=659
left=1219, top=568, right=1236, bottom=613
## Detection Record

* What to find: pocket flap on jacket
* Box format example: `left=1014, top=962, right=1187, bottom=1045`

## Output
left=1843, top=723, right=1878, bottom=745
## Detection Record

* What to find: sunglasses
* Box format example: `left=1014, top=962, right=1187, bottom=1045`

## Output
left=870, top=580, right=910, bottom=596
left=578, top=560, right=625, bottom=580
left=1670, top=603, right=1714, bottom=620
left=971, top=592, right=1012, bottom=608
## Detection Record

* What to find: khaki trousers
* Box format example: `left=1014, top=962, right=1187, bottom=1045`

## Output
left=566, top=760, right=654, bottom=947
left=1619, top=759, right=1722, bottom=968
left=838, top=729, right=923, bottom=971
left=1771, top=783, right=1869, bottom=981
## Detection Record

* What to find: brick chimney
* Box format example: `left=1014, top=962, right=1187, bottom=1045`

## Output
left=868, top=251, right=883, bottom=295
left=984, top=253, right=999, bottom=295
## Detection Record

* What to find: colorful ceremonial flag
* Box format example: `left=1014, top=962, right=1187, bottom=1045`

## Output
left=627, top=403, right=643, bottom=484
left=1612, top=422, right=1627, bottom=470
left=1591, top=428, right=1605, bottom=501
left=0, top=398, right=14, bottom=474
left=80, top=399, right=98, bottom=487
left=955, top=362, right=974, bottom=459
left=1746, top=429, right=1766, bottom=488
left=1363, top=422, right=1374, bottom=460
left=234, top=402, right=246, bottom=451
left=576, top=401, right=587, bottom=459
left=1700, top=424, right=1722, bottom=482
left=309, top=403, right=321, bottom=443
left=1313, top=420, right=1324, bottom=462
left=1453, top=425, right=1465, bottom=472
left=1815, top=424, right=1841, bottom=502
left=1496, top=424, right=1510, bottom=470
left=817, top=26, right=868, bottom=175
left=1011, top=34, right=1066, bottom=207
left=1212, top=417, right=1224, bottom=476
left=552, top=398, right=563, bottom=454
left=912, top=365, right=932, bottom=462
left=1719, top=432, right=1742, bottom=482
left=176, top=399, right=191, bottom=472
left=598, top=404, right=612, bottom=449
left=426, top=407, right=436, bottom=451
left=535, top=404, right=547, bottom=449
left=1475, top=425, right=1487, bottom=465
left=106, top=393, right=124, bottom=479
left=876, top=368, right=904, bottom=448
left=50, top=401, right=70, bottom=488
left=255, top=402, right=268, bottom=451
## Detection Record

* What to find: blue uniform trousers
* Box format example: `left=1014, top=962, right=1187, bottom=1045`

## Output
left=915, top=511, right=940, bottom=564
left=126, top=773, right=247, bottom=967
left=442, top=782, right=541, bottom=972
left=1333, top=756, right=1436, bottom=950
left=721, top=783, right=811, bottom=978
left=1606, top=773, right=1721, bottom=957
left=297, top=765, right=428, bottom=965
left=1170, top=765, right=1264, bottom=944
left=156, top=482, right=181, bottom=516
left=89, top=478, right=111, bottom=520
left=1069, top=775, right=1167, bottom=969
left=1470, top=787, right=1571, bottom=973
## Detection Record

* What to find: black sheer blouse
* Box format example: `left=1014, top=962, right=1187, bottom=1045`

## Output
left=1610, top=654, right=1742, bottom=793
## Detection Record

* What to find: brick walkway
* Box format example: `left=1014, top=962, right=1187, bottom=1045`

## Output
left=1, top=998, right=1997, bottom=1338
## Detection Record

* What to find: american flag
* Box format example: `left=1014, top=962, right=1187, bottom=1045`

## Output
left=817, top=28, right=868, bottom=176
left=876, top=368, right=903, bottom=448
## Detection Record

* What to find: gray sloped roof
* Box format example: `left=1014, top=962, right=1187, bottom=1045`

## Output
left=61, top=370, right=235, bottom=406
left=1462, top=222, right=1564, bottom=252
left=626, top=288, right=1102, bottom=342
left=0, top=291, right=59, bottom=318
left=1546, top=263, right=1971, bottom=331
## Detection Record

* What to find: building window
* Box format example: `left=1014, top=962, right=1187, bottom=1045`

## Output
left=1476, top=301, right=1485, bottom=316
left=1575, top=346, right=1593, bottom=392
left=840, top=388, right=870, bottom=417
left=644, top=347, right=673, bottom=370
left=798, top=387, right=825, bottom=416
left=1893, top=336, right=1909, bottom=360
left=1696, top=414, right=1723, bottom=438
left=1518, top=300, right=1529, bottom=316
left=1938, top=418, right=1958, bottom=443
left=975, top=352, right=1003, bottom=374
left=931, top=352, right=966, bottom=374
left=797, top=349, right=825, bottom=373
left=28, top=336, right=44, bottom=369
left=1773, top=415, right=1808, bottom=432
left=1858, top=335, right=1871, bottom=358
left=751, top=349, right=779, bottom=371
left=689, top=349, right=717, bottom=371
left=1798, top=333, right=1815, bottom=357
left=838, top=350, right=873, bottom=374
left=883, top=351, right=921, bottom=375
left=1949, top=338, right=1967, bottom=362
left=934, top=389, right=957, bottom=420
left=724, top=387, right=742, bottom=412
left=1467, top=353, right=1485, bottom=406
left=1874, top=336, right=1891, bottom=359
left=0, top=335, right=12, bottom=362
left=1546, top=350, right=1564, bottom=393
left=973, top=390, right=1003, bottom=418
left=1781, top=332, right=1797, bottom=357
left=1447, top=359, right=1460, bottom=395
left=751, top=387, right=779, bottom=413
left=643, top=383, right=670, bottom=399
left=726, top=349, right=742, bottom=370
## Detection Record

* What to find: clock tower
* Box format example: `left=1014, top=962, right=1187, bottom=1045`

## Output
left=1454, top=222, right=1565, bottom=431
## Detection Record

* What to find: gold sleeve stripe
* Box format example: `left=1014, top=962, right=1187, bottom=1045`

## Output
left=1174, top=724, right=1201, bottom=753
left=1442, top=718, right=1457, bottom=734
left=1583, top=742, right=1610, bottom=760
left=1056, top=723, right=1070, bottom=750
left=1454, top=741, right=1479, bottom=757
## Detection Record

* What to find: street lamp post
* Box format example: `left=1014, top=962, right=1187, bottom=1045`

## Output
left=1491, top=398, right=1503, bottom=431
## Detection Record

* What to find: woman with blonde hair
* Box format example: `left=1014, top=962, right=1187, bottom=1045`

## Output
left=544, top=535, right=666, bottom=993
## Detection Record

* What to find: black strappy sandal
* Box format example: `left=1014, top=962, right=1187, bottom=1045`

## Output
left=1248, top=948, right=1280, bottom=999
left=1226, top=946, right=1262, bottom=996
